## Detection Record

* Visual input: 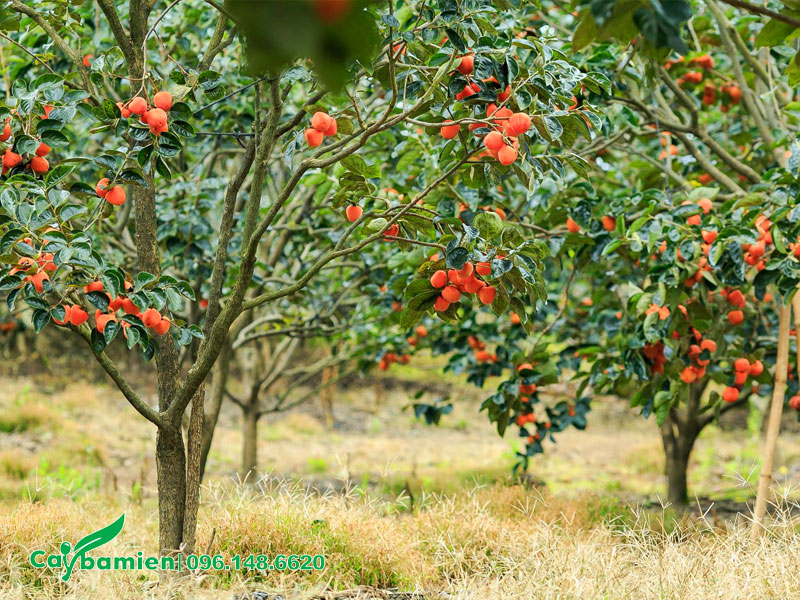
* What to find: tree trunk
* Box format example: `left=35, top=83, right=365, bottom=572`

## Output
left=752, top=301, right=791, bottom=540
left=320, top=364, right=337, bottom=428
left=659, top=407, right=701, bottom=506
left=156, top=426, right=186, bottom=555
left=182, top=387, right=204, bottom=554
left=664, top=441, right=691, bottom=505
left=199, top=341, right=232, bottom=480
left=241, top=405, right=259, bottom=482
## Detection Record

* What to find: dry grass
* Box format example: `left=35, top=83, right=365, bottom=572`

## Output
left=0, top=402, right=54, bottom=433
left=1, top=479, right=799, bottom=599
left=2, top=373, right=800, bottom=598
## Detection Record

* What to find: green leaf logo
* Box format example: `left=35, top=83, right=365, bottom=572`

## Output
left=61, top=513, right=125, bottom=581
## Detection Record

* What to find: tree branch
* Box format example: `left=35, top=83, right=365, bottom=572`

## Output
left=717, top=0, right=800, bottom=29
left=75, top=328, right=167, bottom=429
left=97, top=0, right=136, bottom=65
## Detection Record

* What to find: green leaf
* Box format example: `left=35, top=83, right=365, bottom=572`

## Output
left=32, top=309, right=50, bottom=333
left=170, top=120, right=195, bottom=138
left=117, top=168, right=147, bottom=186
left=197, top=70, right=222, bottom=90
left=103, top=320, right=119, bottom=344
left=90, top=328, right=106, bottom=354
left=154, top=156, right=171, bottom=179
left=137, top=145, right=154, bottom=166
left=40, top=129, right=69, bottom=147
left=473, top=211, right=503, bottom=239
left=135, top=272, right=157, bottom=289
left=755, top=18, right=798, bottom=48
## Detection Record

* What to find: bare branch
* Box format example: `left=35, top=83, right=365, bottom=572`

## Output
left=75, top=328, right=167, bottom=429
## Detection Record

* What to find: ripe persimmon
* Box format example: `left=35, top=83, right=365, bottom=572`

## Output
left=36, top=143, right=51, bottom=157
left=601, top=215, right=616, bottom=231
left=141, top=308, right=162, bottom=328
left=478, top=285, right=495, bottom=305
left=383, top=224, right=399, bottom=239
left=95, top=178, right=111, bottom=197
left=459, top=262, right=474, bottom=280
left=701, top=230, right=717, bottom=244
left=722, top=386, right=739, bottom=403
left=504, top=112, right=531, bottom=137
left=497, top=85, right=511, bottom=102
left=148, top=108, right=168, bottom=129
left=2, top=149, right=21, bottom=168
left=106, top=186, right=126, bottom=206
left=314, top=0, right=351, bottom=22
left=345, top=205, right=362, bottom=222
left=497, top=145, right=517, bottom=165
left=441, top=285, right=461, bottom=303
left=323, top=118, right=337, bottom=136
left=475, top=262, right=491, bottom=276
left=128, top=96, right=147, bottom=115
left=116, top=102, right=131, bottom=118
left=416, top=325, right=428, bottom=338
left=680, top=367, right=696, bottom=383
left=153, top=319, right=171, bottom=335
left=430, top=270, right=447, bottom=288
left=700, top=339, right=716, bottom=353
left=153, top=91, right=172, bottom=111
left=69, top=306, right=89, bottom=326
left=121, top=298, right=140, bottom=315
left=311, top=112, right=334, bottom=132
left=484, top=131, right=504, bottom=151
left=727, top=289, right=745, bottom=308
left=697, top=198, right=713, bottom=214
left=749, top=360, right=763, bottom=377
left=30, top=156, right=49, bottom=173
left=434, top=295, right=450, bottom=311
left=304, top=128, right=324, bottom=147
left=440, top=120, right=460, bottom=139
left=566, top=217, right=580, bottom=233
left=95, top=310, right=117, bottom=333
left=728, top=310, right=743, bottom=325
left=457, top=54, right=474, bottom=75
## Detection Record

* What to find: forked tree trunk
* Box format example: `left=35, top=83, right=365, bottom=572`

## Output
left=241, top=404, right=259, bottom=482
left=156, top=427, right=187, bottom=554
left=199, top=342, right=233, bottom=480
left=182, top=387, right=204, bottom=553
left=752, top=301, right=791, bottom=540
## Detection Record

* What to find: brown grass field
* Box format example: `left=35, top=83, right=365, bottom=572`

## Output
left=1, top=360, right=799, bottom=599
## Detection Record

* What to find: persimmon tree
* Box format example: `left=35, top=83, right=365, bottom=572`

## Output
left=533, top=0, right=800, bottom=506
left=0, top=0, right=607, bottom=555
left=388, top=1, right=800, bottom=511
